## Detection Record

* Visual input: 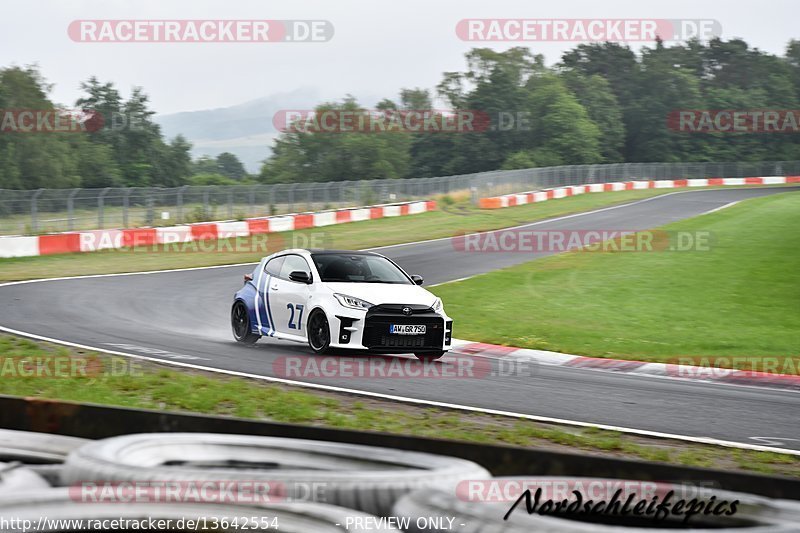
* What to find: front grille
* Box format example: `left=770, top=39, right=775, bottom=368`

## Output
left=373, top=335, right=432, bottom=349
left=368, top=304, right=434, bottom=315
left=362, top=305, right=444, bottom=350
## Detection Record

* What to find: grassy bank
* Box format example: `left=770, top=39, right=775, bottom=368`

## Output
left=0, top=189, right=673, bottom=282
left=432, top=191, right=800, bottom=363
left=0, top=334, right=796, bottom=476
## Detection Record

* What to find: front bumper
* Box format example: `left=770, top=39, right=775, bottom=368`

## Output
left=331, top=304, right=452, bottom=353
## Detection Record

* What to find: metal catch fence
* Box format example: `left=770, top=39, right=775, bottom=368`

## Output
left=1, top=160, right=797, bottom=235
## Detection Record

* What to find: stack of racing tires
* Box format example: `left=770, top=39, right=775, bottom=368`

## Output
left=1, top=428, right=799, bottom=531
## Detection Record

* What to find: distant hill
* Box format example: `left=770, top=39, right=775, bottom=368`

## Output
left=154, top=88, right=322, bottom=173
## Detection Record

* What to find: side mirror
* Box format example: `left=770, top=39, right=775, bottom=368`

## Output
left=243, top=273, right=253, bottom=285
left=289, top=271, right=312, bottom=284
left=411, top=275, right=424, bottom=285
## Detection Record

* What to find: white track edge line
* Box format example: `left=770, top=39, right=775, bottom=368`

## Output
left=1, top=188, right=796, bottom=454
left=0, top=324, right=797, bottom=456
left=703, top=200, right=741, bottom=214
left=0, top=187, right=752, bottom=289
left=0, top=191, right=685, bottom=289
left=426, top=192, right=744, bottom=288
left=365, top=191, right=686, bottom=251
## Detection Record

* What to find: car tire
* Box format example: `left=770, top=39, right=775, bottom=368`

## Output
left=26, top=464, right=65, bottom=486
left=307, top=309, right=331, bottom=354
left=0, top=429, right=89, bottom=464
left=0, top=463, right=50, bottom=493
left=231, top=300, right=260, bottom=344
left=61, top=433, right=490, bottom=516
left=0, top=488, right=403, bottom=532
left=415, top=351, right=445, bottom=361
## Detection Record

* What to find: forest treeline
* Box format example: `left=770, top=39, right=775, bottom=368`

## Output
left=2, top=38, right=799, bottom=189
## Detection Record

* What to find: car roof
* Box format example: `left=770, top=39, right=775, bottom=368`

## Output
left=307, top=249, right=381, bottom=256
left=262, top=249, right=382, bottom=261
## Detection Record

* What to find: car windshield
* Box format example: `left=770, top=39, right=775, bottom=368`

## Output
left=311, top=253, right=412, bottom=284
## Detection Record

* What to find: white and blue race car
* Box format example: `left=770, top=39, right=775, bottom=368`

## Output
left=231, top=249, right=453, bottom=360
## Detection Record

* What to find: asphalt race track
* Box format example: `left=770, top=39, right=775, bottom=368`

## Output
left=1, top=187, right=799, bottom=452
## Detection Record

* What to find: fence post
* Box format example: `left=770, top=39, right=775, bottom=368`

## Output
left=145, top=189, right=155, bottom=226
left=30, top=189, right=44, bottom=234
left=470, top=178, right=478, bottom=206
left=227, top=189, right=234, bottom=219
left=249, top=186, right=257, bottom=217
left=123, top=189, right=132, bottom=227
left=67, top=188, right=81, bottom=232
left=202, top=189, right=210, bottom=220
left=97, top=187, right=111, bottom=230
left=324, top=182, right=332, bottom=206
left=288, top=184, right=297, bottom=213
left=176, top=185, right=188, bottom=224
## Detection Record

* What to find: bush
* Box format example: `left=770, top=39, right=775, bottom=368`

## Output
left=185, top=205, right=216, bottom=223
left=187, top=173, right=239, bottom=186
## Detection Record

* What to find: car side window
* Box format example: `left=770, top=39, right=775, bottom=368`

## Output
left=265, top=256, right=284, bottom=277
left=280, top=254, right=312, bottom=282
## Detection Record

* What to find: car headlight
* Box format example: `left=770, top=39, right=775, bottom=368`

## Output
left=333, top=293, right=374, bottom=310
left=432, top=298, right=443, bottom=312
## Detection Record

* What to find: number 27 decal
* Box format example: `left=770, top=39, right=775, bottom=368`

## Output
left=287, top=303, right=304, bottom=330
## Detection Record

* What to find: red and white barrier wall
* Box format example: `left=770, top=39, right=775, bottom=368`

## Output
left=478, top=176, right=800, bottom=209
left=0, top=200, right=436, bottom=259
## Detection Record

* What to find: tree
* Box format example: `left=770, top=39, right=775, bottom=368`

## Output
left=563, top=73, right=625, bottom=162
left=0, top=66, right=81, bottom=189
left=624, top=42, right=703, bottom=162
left=216, top=152, right=247, bottom=180
left=75, top=80, right=193, bottom=187
left=259, top=98, right=411, bottom=184
left=192, top=156, right=221, bottom=175
left=526, top=75, right=602, bottom=165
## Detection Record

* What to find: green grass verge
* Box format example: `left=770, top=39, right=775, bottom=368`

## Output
left=0, top=334, right=796, bottom=476
left=431, top=191, right=800, bottom=364
left=0, top=189, right=673, bottom=282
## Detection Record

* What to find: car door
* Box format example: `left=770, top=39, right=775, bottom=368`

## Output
left=269, top=254, right=313, bottom=338
left=256, top=256, right=284, bottom=336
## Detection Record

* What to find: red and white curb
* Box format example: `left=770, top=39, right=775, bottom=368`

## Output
left=450, top=340, right=800, bottom=392
left=478, top=176, right=800, bottom=209
left=0, top=268, right=798, bottom=454
left=0, top=200, right=436, bottom=259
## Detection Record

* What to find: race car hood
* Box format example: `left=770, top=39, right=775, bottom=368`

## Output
left=323, top=282, right=437, bottom=307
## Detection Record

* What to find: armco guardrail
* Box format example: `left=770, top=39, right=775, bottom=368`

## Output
left=0, top=200, right=435, bottom=258
left=478, top=176, right=800, bottom=209
left=1, top=395, right=798, bottom=500
left=2, top=160, right=799, bottom=235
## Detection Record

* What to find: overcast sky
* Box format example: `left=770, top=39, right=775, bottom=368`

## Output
left=2, top=0, right=797, bottom=115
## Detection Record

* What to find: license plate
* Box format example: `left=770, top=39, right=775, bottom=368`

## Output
left=390, top=324, right=426, bottom=335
